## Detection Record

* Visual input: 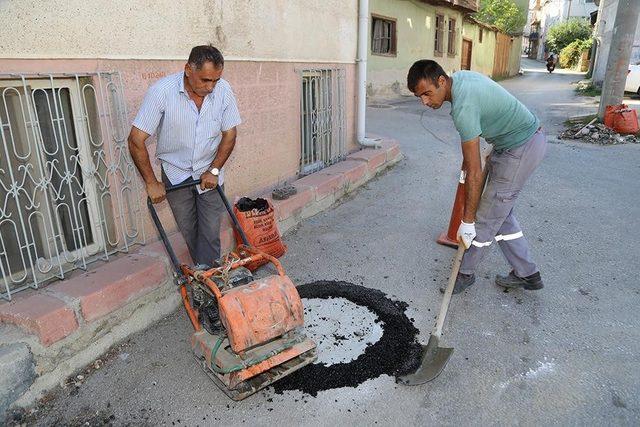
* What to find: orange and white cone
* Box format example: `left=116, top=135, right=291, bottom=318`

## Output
left=436, top=168, right=466, bottom=248
left=437, top=148, right=492, bottom=249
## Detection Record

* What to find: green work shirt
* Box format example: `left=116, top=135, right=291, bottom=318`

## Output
left=450, top=71, right=539, bottom=152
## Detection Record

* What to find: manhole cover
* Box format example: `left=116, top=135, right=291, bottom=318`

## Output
left=272, top=281, right=422, bottom=396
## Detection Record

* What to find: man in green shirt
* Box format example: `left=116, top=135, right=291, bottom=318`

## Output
left=407, top=60, right=547, bottom=294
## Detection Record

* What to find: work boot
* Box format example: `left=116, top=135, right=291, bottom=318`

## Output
left=495, top=271, right=544, bottom=290
left=440, top=272, right=476, bottom=294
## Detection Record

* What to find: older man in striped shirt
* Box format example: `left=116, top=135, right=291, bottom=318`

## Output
left=128, top=45, right=241, bottom=268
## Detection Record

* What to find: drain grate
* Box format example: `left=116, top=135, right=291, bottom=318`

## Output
left=272, top=281, right=422, bottom=396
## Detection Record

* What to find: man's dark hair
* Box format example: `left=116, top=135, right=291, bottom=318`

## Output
left=188, top=45, right=224, bottom=69
left=407, top=60, right=448, bottom=92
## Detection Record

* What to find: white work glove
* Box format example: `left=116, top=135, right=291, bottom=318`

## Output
left=457, top=221, right=476, bottom=250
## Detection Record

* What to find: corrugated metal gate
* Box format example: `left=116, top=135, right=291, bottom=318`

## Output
left=0, top=72, right=145, bottom=300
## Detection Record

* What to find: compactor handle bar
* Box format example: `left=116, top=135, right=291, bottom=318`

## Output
left=146, top=180, right=250, bottom=276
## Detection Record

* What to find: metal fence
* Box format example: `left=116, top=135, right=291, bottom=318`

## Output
left=299, top=68, right=347, bottom=176
left=0, top=72, right=145, bottom=301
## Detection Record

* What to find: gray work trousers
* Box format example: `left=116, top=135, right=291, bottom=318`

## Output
left=162, top=171, right=225, bottom=267
left=459, top=129, right=547, bottom=277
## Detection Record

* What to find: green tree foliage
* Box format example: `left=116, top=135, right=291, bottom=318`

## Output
left=475, top=0, right=527, bottom=34
left=559, top=38, right=593, bottom=69
left=546, top=19, right=593, bottom=53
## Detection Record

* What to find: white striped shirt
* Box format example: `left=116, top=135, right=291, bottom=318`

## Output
left=132, top=72, right=241, bottom=188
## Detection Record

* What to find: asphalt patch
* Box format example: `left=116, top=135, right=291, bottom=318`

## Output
left=272, top=281, right=422, bottom=396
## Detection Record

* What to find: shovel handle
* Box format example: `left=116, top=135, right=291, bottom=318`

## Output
left=433, top=242, right=465, bottom=338
left=146, top=180, right=250, bottom=275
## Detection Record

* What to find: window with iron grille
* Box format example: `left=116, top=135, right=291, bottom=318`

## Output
left=371, top=16, right=397, bottom=56
left=0, top=73, right=145, bottom=300
left=435, top=14, right=445, bottom=54
left=299, top=69, right=346, bottom=176
left=448, top=18, right=457, bottom=55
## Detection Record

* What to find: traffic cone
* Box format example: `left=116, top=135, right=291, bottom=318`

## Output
left=436, top=168, right=465, bottom=248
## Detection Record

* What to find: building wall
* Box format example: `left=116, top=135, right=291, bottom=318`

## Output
left=0, top=0, right=360, bottom=239
left=524, top=0, right=537, bottom=38
left=0, top=0, right=357, bottom=63
left=367, top=0, right=465, bottom=98
left=565, top=0, right=599, bottom=19
left=462, top=22, right=498, bottom=77
left=509, top=36, right=524, bottom=75
left=536, top=0, right=598, bottom=60
left=593, top=0, right=640, bottom=86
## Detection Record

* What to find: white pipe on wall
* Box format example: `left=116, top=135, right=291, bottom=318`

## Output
left=357, top=0, right=381, bottom=148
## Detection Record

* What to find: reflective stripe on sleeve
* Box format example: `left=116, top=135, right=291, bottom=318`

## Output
left=495, top=231, right=524, bottom=241
left=471, top=240, right=493, bottom=248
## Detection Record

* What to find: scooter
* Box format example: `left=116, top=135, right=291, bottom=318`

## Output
left=546, top=56, right=556, bottom=73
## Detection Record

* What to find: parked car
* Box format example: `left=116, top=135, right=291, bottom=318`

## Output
left=625, top=63, right=640, bottom=94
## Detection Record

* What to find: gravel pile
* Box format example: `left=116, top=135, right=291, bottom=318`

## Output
left=559, top=123, right=640, bottom=145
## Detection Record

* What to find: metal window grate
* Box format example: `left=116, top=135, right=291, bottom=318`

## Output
left=299, top=68, right=346, bottom=176
left=0, top=72, right=145, bottom=300
left=448, top=18, right=457, bottom=55
left=435, top=14, right=445, bottom=53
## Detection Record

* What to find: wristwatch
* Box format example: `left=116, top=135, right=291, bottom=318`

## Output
left=209, top=167, right=220, bottom=176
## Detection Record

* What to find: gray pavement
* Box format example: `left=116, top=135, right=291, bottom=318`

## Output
left=14, top=57, right=640, bottom=425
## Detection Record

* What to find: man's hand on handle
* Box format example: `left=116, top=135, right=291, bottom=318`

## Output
left=199, top=170, right=219, bottom=191
left=146, top=180, right=167, bottom=204
left=457, top=221, right=476, bottom=250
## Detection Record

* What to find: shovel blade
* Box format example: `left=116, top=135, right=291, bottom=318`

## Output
left=397, top=336, right=453, bottom=386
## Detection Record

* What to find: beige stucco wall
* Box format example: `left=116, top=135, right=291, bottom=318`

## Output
left=367, top=0, right=465, bottom=99
left=0, top=0, right=357, bottom=63
left=461, top=22, right=497, bottom=77
left=508, top=36, right=524, bottom=76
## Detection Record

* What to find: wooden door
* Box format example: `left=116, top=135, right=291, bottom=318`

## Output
left=461, top=39, right=472, bottom=70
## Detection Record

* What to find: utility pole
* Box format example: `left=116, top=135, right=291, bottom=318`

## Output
left=597, top=0, right=640, bottom=120
left=567, top=0, right=572, bottom=20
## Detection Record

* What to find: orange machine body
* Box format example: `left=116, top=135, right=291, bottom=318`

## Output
left=218, top=274, right=304, bottom=353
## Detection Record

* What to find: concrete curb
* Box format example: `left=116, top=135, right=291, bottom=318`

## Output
left=0, top=343, right=35, bottom=416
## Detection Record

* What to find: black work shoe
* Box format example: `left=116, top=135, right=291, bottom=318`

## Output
left=495, top=271, right=544, bottom=290
left=440, top=273, right=476, bottom=294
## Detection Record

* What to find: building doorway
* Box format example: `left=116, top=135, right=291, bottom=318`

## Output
left=461, top=38, right=472, bottom=70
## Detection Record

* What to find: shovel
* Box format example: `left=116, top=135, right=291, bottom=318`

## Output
left=398, top=241, right=465, bottom=385
left=399, top=148, right=491, bottom=385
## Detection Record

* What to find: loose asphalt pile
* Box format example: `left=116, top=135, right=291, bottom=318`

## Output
left=559, top=123, right=640, bottom=145
left=272, top=281, right=422, bottom=397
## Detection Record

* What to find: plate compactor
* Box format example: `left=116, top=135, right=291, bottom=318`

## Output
left=147, top=181, right=317, bottom=400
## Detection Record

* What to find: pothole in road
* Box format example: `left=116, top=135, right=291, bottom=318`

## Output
left=302, top=298, right=384, bottom=366
left=272, top=281, right=422, bottom=397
